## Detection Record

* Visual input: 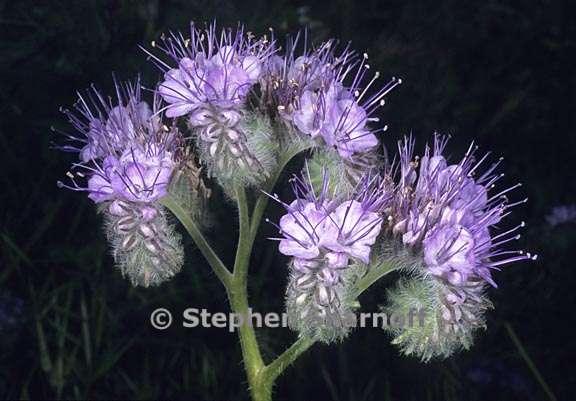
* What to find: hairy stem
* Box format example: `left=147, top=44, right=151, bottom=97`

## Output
left=230, top=146, right=312, bottom=401
left=160, top=195, right=232, bottom=287
left=250, top=143, right=313, bottom=241
left=352, top=259, right=397, bottom=299
left=230, top=186, right=267, bottom=400
left=234, top=186, right=252, bottom=280
left=262, top=336, right=315, bottom=385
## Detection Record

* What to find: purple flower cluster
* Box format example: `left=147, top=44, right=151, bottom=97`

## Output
left=274, top=171, right=390, bottom=267
left=270, top=170, right=391, bottom=332
left=149, top=24, right=274, bottom=120
left=145, top=24, right=400, bottom=185
left=57, top=80, right=188, bottom=287
left=145, top=24, right=279, bottom=186
left=391, top=136, right=536, bottom=288
left=264, top=38, right=401, bottom=160
left=58, top=81, right=179, bottom=206
left=271, top=135, right=534, bottom=346
left=54, top=22, right=536, bottom=347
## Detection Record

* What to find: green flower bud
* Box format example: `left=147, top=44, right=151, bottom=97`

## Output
left=104, top=202, right=184, bottom=287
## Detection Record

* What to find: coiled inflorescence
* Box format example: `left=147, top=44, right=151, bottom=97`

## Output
left=262, top=36, right=401, bottom=183
left=57, top=80, right=187, bottom=287
left=379, top=135, right=537, bottom=361
left=269, top=170, right=392, bottom=342
left=146, top=24, right=278, bottom=188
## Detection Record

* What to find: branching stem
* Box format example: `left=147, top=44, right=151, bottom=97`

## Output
left=163, top=144, right=398, bottom=401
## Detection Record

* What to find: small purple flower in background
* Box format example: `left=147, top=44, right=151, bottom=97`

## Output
left=465, top=357, right=531, bottom=394
left=0, top=292, right=25, bottom=334
left=545, top=204, right=576, bottom=227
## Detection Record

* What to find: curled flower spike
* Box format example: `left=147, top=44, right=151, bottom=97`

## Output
left=268, top=168, right=393, bottom=342
left=146, top=23, right=278, bottom=188
left=105, top=201, right=184, bottom=287
left=391, top=135, right=535, bottom=286
left=56, top=78, right=187, bottom=287
left=381, top=135, right=536, bottom=360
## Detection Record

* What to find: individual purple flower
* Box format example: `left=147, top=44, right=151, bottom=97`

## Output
left=292, top=90, right=327, bottom=139
left=321, top=200, right=383, bottom=264
left=278, top=200, right=332, bottom=259
left=423, top=225, right=476, bottom=286
left=57, top=79, right=179, bottom=205
left=109, top=146, right=175, bottom=203
left=86, top=155, right=118, bottom=203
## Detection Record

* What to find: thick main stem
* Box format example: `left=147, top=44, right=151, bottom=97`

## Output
left=230, top=186, right=268, bottom=401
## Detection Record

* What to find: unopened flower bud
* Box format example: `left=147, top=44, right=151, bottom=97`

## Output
left=105, top=203, right=184, bottom=287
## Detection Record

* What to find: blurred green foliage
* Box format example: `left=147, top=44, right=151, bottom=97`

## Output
left=0, top=0, right=574, bottom=400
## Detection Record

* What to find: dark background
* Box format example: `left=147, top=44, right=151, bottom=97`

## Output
left=1, top=0, right=575, bottom=400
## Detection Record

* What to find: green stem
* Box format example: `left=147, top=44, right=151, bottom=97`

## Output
left=352, top=259, right=397, bottom=299
left=504, top=322, right=557, bottom=401
left=230, top=186, right=267, bottom=400
left=262, top=337, right=315, bottom=385
left=160, top=196, right=232, bottom=287
left=164, top=143, right=402, bottom=401
left=234, top=186, right=252, bottom=280
left=250, top=144, right=312, bottom=241
left=228, top=146, right=312, bottom=401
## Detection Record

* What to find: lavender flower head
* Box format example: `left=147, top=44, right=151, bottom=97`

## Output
left=149, top=23, right=274, bottom=118
left=382, top=135, right=537, bottom=360
left=391, top=135, right=536, bottom=285
left=263, top=37, right=401, bottom=162
left=269, top=168, right=392, bottom=342
left=146, top=23, right=277, bottom=188
left=58, top=80, right=178, bottom=205
left=57, top=79, right=185, bottom=287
